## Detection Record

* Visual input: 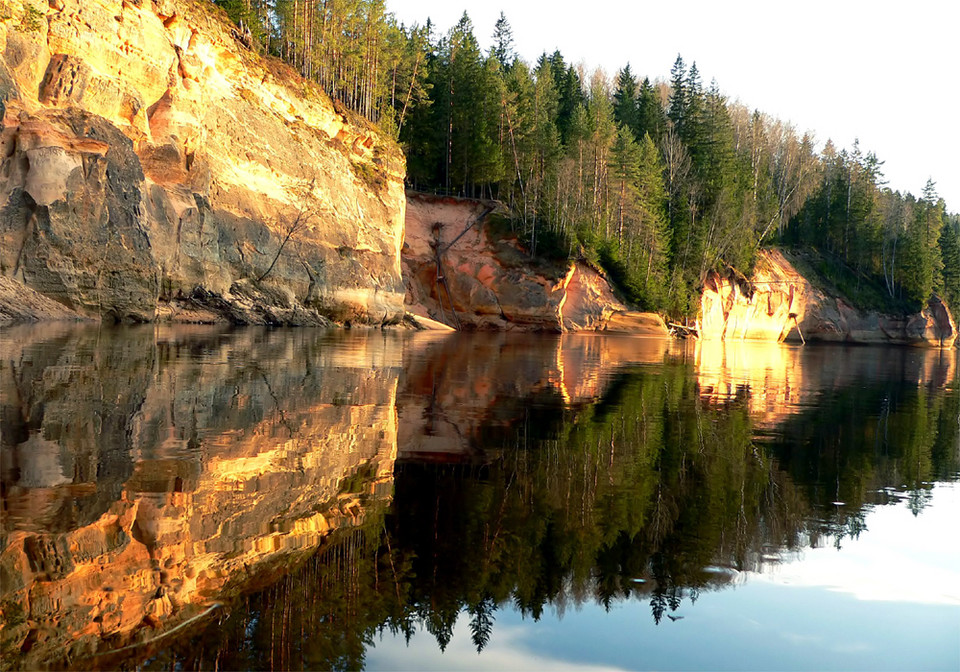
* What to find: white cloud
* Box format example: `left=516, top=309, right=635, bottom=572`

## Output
left=751, top=483, right=960, bottom=606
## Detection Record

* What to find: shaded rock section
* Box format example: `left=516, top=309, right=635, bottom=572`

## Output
left=698, top=250, right=957, bottom=347
left=0, top=275, right=86, bottom=325
left=0, top=0, right=405, bottom=324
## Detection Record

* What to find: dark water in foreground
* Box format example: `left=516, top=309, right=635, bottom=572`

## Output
left=1, top=325, right=958, bottom=671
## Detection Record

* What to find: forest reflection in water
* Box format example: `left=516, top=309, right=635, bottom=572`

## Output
left=0, top=325, right=957, bottom=670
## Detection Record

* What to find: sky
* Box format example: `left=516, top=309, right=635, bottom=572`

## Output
left=389, top=0, right=960, bottom=211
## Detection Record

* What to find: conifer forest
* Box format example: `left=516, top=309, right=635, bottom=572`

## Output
left=213, top=0, right=959, bottom=318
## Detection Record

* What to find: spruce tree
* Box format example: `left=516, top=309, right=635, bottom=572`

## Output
left=613, top=64, right=640, bottom=138
left=637, top=77, right=666, bottom=145
left=939, top=215, right=960, bottom=311
left=636, top=132, right=671, bottom=307
left=549, top=52, right=585, bottom=147
left=491, top=12, right=516, bottom=69
left=667, top=55, right=687, bottom=131
left=611, top=125, right=642, bottom=247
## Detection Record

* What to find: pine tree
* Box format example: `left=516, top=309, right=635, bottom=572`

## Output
left=527, top=56, right=562, bottom=252
left=433, top=13, right=503, bottom=196
left=496, top=59, right=533, bottom=212
left=586, top=70, right=617, bottom=238
left=564, top=102, right=593, bottom=231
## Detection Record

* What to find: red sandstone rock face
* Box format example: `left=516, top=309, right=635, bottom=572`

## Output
left=402, top=193, right=669, bottom=334
left=697, top=250, right=957, bottom=347
left=0, top=0, right=406, bottom=324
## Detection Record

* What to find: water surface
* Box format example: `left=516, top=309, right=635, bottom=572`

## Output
left=1, top=326, right=957, bottom=670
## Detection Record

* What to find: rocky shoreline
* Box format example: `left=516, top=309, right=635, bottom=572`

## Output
left=697, top=250, right=957, bottom=348
left=0, top=1, right=953, bottom=345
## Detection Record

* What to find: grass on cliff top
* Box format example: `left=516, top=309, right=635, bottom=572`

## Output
left=779, top=247, right=918, bottom=315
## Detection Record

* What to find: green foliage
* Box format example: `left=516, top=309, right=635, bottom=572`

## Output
left=613, top=64, right=640, bottom=133
left=491, top=12, right=515, bottom=68
left=351, top=158, right=386, bottom=193
left=788, top=154, right=953, bottom=313
left=938, top=215, right=960, bottom=312
left=636, top=77, right=666, bottom=145
left=218, top=1, right=956, bottom=319
left=790, top=249, right=914, bottom=314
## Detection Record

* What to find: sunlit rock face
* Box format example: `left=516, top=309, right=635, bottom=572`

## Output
left=698, top=250, right=957, bottom=347
left=0, top=0, right=405, bottom=324
left=0, top=326, right=398, bottom=666
left=402, top=194, right=668, bottom=334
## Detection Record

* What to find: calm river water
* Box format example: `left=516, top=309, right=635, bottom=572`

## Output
left=1, top=325, right=957, bottom=671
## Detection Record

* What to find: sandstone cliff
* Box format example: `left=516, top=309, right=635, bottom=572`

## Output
left=0, top=0, right=405, bottom=324
left=402, top=193, right=668, bottom=334
left=697, top=250, right=957, bottom=347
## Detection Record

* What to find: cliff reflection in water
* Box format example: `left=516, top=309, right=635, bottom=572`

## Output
left=0, top=325, right=400, bottom=668
left=1, top=328, right=957, bottom=670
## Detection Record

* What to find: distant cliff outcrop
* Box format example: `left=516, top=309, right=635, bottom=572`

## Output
left=0, top=0, right=406, bottom=325
left=697, top=250, right=957, bottom=347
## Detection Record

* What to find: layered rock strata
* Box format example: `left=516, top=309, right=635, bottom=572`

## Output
left=0, top=274, right=86, bottom=324
left=698, top=250, right=957, bottom=347
left=402, top=193, right=668, bottom=334
left=0, top=0, right=405, bottom=324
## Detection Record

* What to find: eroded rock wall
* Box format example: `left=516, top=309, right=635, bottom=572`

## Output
left=402, top=193, right=668, bottom=334
left=0, top=0, right=405, bottom=324
left=697, top=250, right=957, bottom=347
